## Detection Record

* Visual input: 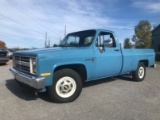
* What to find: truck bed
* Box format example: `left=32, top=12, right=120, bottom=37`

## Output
left=120, top=49, right=155, bottom=74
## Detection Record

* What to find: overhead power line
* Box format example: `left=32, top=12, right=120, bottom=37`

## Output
left=0, top=32, right=20, bottom=37
left=0, top=13, right=25, bottom=27
left=0, top=31, right=44, bottom=41
left=0, top=12, right=43, bottom=34
left=6, top=0, right=55, bottom=32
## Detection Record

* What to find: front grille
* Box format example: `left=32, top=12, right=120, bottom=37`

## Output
left=14, top=55, right=37, bottom=75
left=0, top=52, right=7, bottom=57
left=14, top=56, right=31, bottom=73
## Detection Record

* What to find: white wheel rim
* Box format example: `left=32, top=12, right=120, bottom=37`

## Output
left=55, top=77, right=76, bottom=98
left=138, top=66, right=144, bottom=79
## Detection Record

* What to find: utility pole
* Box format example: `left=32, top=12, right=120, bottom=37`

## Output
left=48, top=38, right=50, bottom=48
left=45, top=32, right=47, bottom=48
left=64, top=25, right=66, bottom=37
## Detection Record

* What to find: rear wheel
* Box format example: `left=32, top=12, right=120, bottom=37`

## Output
left=132, top=63, right=146, bottom=82
left=48, top=69, right=82, bottom=103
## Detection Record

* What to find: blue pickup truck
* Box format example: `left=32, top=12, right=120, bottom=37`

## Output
left=10, top=29, right=155, bottom=103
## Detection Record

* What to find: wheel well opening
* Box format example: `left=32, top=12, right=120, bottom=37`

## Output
left=139, top=60, right=149, bottom=67
left=54, top=64, right=87, bottom=82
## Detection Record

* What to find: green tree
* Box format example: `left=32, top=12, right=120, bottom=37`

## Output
left=123, top=38, right=132, bottom=48
left=132, top=20, right=151, bottom=48
left=53, top=44, right=58, bottom=47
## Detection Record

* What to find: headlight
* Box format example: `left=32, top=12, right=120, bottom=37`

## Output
left=7, top=52, right=12, bottom=56
left=33, top=66, right=37, bottom=73
left=30, top=57, right=37, bottom=75
left=32, top=58, right=36, bottom=67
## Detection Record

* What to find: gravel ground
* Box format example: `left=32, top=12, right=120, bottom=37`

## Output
left=0, top=60, right=160, bottom=120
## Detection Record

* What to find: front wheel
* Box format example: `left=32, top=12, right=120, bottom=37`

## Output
left=132, top=63, right=146, bottom=82
left=48, top=69, right=82, bottom=103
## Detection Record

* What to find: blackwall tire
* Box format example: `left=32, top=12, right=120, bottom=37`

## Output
left=48, top=69, right=82, bottom=103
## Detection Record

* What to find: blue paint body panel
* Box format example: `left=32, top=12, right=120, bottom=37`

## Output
left=13, top=29, right=155, bottom=88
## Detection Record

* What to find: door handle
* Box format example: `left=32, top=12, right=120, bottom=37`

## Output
left=114, top=49, right=119, bottom=51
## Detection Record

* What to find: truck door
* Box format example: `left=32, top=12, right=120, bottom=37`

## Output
left=94, top=31, right=122, bottom=78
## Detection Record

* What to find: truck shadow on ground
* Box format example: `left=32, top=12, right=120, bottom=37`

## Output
left=0, top=63, right=7, bottom=66
left=83, top=75, right=134, bottom=88
left=5, top=79, right=52, bottom=102
left=5, top=75, right=134, bottom=102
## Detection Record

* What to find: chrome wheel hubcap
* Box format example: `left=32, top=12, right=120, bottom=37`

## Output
left=56, top=77, right=76, bottom=98
left=138, top=66, right=144, bottom=79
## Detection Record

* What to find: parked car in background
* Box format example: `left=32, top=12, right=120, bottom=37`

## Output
left=0, top=48, right=9, bottom=64
left=7, top=49, right=16, bottom=59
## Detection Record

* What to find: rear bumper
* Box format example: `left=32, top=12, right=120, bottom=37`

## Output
left=0, top=57, right=9, bottom=63
left=9, top=67, right=45, bottom=89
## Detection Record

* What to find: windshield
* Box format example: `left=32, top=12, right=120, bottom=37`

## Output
left=59, top=30, right=96, bottom=47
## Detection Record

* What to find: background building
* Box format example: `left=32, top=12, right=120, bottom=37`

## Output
left=152, top=24, right=160, bottom=60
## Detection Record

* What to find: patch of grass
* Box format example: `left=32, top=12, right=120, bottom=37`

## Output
left=156, top=61, right=160, bottom=64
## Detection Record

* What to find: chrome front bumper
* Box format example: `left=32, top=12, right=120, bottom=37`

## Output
left=9, top=67, right=45, bottom=89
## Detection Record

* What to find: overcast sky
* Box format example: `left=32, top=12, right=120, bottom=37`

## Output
left=0, top=0, right=159, bottom=48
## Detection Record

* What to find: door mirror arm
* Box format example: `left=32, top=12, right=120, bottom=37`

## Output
left=99, top=44, right=105, bottom=52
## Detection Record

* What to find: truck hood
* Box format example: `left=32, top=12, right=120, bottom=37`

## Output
left=16, top=47, right=69, bottom=54
left=14, top=47, right=92, bottom=57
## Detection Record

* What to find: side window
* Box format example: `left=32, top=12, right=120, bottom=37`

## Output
left=97, top=32, right=116, bottom=47
left=84, top=36, right=93, bottom=45
left=65, top=36, right=80, bottom=46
